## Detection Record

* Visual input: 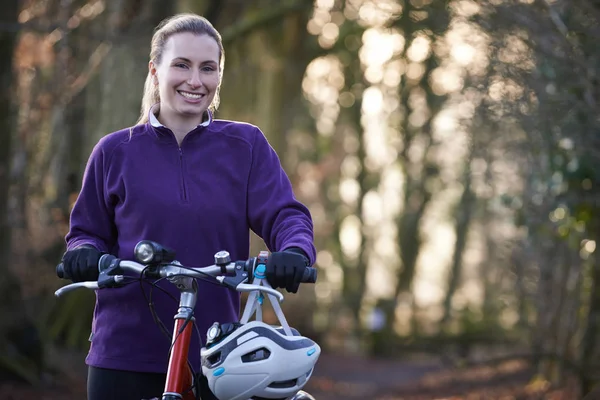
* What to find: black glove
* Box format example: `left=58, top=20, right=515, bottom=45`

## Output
left=265, top=248, right=309, bottom=293
left=61, top=247, right=103, bottom=282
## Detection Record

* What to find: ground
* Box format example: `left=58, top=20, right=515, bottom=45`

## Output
left=304, top=352, right=581, bottom=400
left=0, top=351, right=584, bottom=399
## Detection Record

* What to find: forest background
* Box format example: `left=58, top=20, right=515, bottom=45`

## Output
left=0, top=0, right=599, bottom=399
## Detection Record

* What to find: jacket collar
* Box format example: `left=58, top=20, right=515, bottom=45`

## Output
left=149, top=103, right=213, bottom=129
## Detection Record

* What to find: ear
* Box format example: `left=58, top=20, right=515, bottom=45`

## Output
left=149, top=61, right=158, bottom=84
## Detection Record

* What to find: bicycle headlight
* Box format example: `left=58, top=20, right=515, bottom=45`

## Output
left=133, top=240, right=177, bottom=264
left=134, top=241, right=156, bottom=264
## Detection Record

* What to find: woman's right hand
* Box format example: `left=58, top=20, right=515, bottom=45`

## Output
left=61, top=247, right=103, bottom=282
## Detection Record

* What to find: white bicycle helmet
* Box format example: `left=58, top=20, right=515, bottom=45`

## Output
left=200, top=320, right=321, bottom=400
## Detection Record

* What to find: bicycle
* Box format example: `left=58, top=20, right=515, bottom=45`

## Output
left=55, top=240, right=320, bottom=400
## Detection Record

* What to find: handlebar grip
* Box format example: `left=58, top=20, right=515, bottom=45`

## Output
left=302, top=267, right=317, bottom=283
left=56, top=263, right=70, bottom=279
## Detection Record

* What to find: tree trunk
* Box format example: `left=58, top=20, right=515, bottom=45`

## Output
left=85, top=0, right=175, bottom=152
left=0, top=0, right=45, bottom=384
left=216, top=1, right=315, bottom=156
left=0, top=0, right=19, bottom=262
left=387, top=0, right=450, bottom=338
left=580, top=217, right=600, bottom=395
left=340, top=79, right=370, bottom=345
left=441, top=152, right=475, bottom=328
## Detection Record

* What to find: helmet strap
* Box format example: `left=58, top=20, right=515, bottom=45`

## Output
left=238, top=276, right=293, bottom=336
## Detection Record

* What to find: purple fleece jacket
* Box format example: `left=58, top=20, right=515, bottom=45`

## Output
left=65, top=118, right=316, bottom=373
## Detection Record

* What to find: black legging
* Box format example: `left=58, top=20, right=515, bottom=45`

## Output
left=87, top=366, right=218, bottom=400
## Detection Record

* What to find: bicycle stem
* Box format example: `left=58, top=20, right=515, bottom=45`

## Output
left=169, top=276, right=197, bottom=309
left=164, top=276, right=197, bottom=399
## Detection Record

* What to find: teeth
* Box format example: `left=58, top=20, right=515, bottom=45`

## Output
left=179, top=91, right=203, bottom=99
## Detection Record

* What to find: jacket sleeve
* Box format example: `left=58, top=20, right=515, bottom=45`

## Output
left=65, top=139, right=117, bottom=253
left=247, top=128, right=317, bottom=266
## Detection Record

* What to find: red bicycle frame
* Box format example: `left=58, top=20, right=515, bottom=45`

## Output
left=161, top=277, right=198, bottom=400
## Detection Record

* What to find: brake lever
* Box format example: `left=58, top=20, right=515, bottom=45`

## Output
left=237, top=283, right=284, bottom=302
left=55, top=281, right=99, bottom=297
left=215, top=277, right=284, bottom=302
left=219, top=260, right=252, bottom=288
left=54, top=275, right=126, bottom=297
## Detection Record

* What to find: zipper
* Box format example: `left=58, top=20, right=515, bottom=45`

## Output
left=179, top=147, right=188, bottom=202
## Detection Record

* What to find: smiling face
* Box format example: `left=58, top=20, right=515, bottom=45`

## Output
left=150, top=32, right=221, bottom=130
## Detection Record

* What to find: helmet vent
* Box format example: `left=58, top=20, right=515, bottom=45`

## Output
left=241, top=347, right=271, bottom=363
left=268, top=378, right=297, bottom=389
left=206, top=351, right=222, bottom=367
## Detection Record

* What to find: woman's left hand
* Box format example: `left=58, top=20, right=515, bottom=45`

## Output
left=265, top=249, right=309, bottom=293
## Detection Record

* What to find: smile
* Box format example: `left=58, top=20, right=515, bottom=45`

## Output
left=178, top=91, right=204, bottom=100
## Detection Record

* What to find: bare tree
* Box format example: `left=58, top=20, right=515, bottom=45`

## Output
left=383, top=0, right=451, bottom=340
left=441, top=145, right=475, bottom=328
left=0, top=0, right=45, bottom=384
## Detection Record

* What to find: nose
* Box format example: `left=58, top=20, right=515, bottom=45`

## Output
left=187, top=69, right=202, bottom=88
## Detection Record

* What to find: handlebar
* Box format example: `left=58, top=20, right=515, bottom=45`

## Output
left=55, top=258, right=317, bottom=284
left=55, top=251, right=317, bottom=299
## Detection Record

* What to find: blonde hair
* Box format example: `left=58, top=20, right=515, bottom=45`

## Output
left=136, top=13, right=225, bottom=125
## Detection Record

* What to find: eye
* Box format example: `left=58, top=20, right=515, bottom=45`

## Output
left=174, top=63, right=188, bottom=69
left=201, top=66, right=216, bottom=72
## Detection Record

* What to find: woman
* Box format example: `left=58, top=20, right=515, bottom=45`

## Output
left=60, top=13, right=316, bottom=400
